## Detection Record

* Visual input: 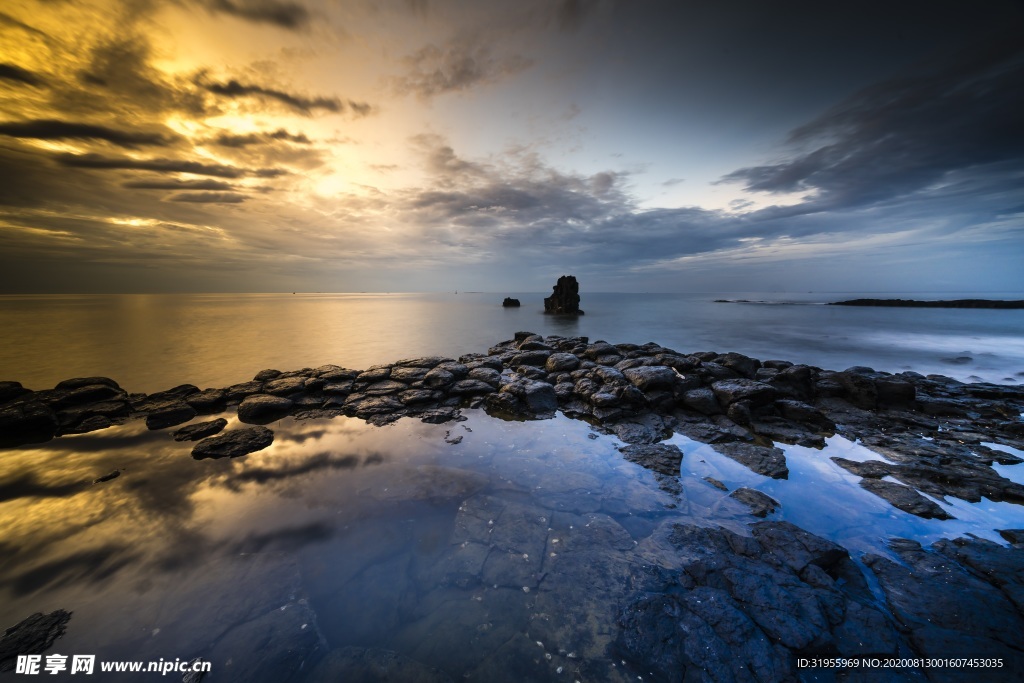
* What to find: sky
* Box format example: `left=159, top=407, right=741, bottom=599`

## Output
left=0, top=0, right=1022, bottom=293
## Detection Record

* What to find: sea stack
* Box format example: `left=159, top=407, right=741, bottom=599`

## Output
left=544, top=275, right=584, bottom=315
left=502, top=297, right=521, bottom=307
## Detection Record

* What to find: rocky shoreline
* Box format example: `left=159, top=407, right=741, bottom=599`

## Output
left=829, top=298, right=1024, bottom=309
left=3, top=332, right=1024, bottom=680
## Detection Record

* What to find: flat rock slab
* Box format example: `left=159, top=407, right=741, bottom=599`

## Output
left=859, top=478, right=953, bottom=519
left=192, top=426, right=274, bottom=459
left=172, top=418, right=228, bottom=442
left=729, top=487, right=780, bottom=517
left=712, top=441, right=789, bottom=479
left=618, top=443, right=684, bottom=476
left=0, top=610, right=72, bottom=672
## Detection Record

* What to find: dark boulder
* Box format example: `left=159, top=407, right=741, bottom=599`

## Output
left=859, top=479, right=953, bottom=519
left=501, top=297, right=521, bottom=307
left=619, top=442, right=683, bottom=476
left=712, top=441, right=789, bottom=479
left=711, top=379, right=778, bottom=408
left=729, top=487, right=780, bottom=517
left=543, top=275, right=583, bottom=315
left=145, top=401, right=198, bottom=430
left=192, top=426, right=274, bottom=459
left=238, top=394, right=294, bottom=424
left=173, top=418, right=229, bottom=442
left=0, top=402, right=59, bottom=447
left=185, top=388, right=227, bottom=414
left=0, top=381, right=29, bottom=404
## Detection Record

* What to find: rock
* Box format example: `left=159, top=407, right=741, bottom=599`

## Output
left=712, top=442, right=789, bottom=479
left=0, top=401, right=58, bottom=447
left=498, top=379, right=557, bottom=415
left=55, top=376, right=120, bottom=391
left=714, top=352, right=761, bottom=378
left=185, top=388, right=227, bottom=414
left=501, top=297, right=521, bottom=307
left=704, top=477, right=728, bottom=490
left=53, top=383, right=124, bottom=407
left=262, top=376, right=307, bottom=396
left=145, top=401, right=197, bottom=430
left=864, top=538, right=1024, bottom=676
left=225, top=380, right=264, bottom=403
left=681, top=388, right=721, bottom=415
left=356, top=366, right=392, bottom=383
left=0, top=380, right=29, bottom=404
left=999, top=529, right=1024, bottom=545
left=711, top=379, right=778, bottom=408
left=192, top=426, right=274, bottom=459
left=238, top=394, right=294, bottom=424
left=423, top=367, right=455, bottom=388
left=617, top=522, right=895, bottom=683
left=509, top=350, right=550, bottom=367
left=543, top=274, right=583, bottom=315
left=253, top=368, right=282, bottom=381
left=859, top=479, right=953, bottom=519
left=729, top=487, right=780, bottom=517
left=619, top=442, right=684, bottom=476
left=448, top=379, right=495, bottom=396
left=622, top=365, right=676, bottom=392
left=544, top=352, right=580, bottom=373
left=0, top=610, right=72, bottom=672
left=172, top=418, right=229, bottom=442
left=363, top=380, right=407, bottom=396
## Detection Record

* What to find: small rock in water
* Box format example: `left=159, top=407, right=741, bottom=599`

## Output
left=729, top=487, right=780, bottom=517
left=192, top=427, right=274, bottom=459
left=172, top=418, right=228, bottom=442
left=502, top=297, right=521, bottom=307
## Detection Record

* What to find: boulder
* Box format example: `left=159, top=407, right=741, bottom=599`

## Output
left=623, top=365, right=676, bottom=392
left=145, top=401, right=197, bottom=430
left=729, top=487, right=780, bottom=517
left=712, top=442, right=789, bottom=479
left=619, top=443, right=683, bottom=476
left=711, top=379, right=778, bottom=408
left=0, top=402, right=58, bottom=447
left=501, top=297, right=521, bottom=307
left=192, top=426, right=274, bottom=459
left=238, top=394, right=294, bottom=424
left=543, top=275, right=583, bottom=314
left=172, top=418, right=228, bottom=442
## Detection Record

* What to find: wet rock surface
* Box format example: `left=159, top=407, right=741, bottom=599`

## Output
left=192, top=426, right=274, bottom=459
left=0, top=610, right=72, bottom=672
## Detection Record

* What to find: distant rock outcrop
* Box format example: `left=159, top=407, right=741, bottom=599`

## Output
left=501, top=297, right=520, bottom=307
left=543, top=275, right=583, bottom=315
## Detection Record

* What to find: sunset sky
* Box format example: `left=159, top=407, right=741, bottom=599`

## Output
left=1, top=0, right=1022, bottom=293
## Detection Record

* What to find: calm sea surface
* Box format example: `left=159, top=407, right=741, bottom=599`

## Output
left=2, top=291, right=1024, bottom=393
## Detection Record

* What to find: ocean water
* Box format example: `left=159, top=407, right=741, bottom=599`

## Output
left=3, top=291, right=1024, bottom=681
left=2, top=291, right=1023, bottom=393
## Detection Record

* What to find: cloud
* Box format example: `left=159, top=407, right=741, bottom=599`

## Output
left=170, top=192, right=247, bottom=203
left=720, top=34, right=1024, bottom=212
left=553, top=0, right=602, bottom=32
left=392, top=41, right=532, bottom=99
left=0, top=63, right=44, bottom=86
left=0, top=119, right=172, bottom=148
left=213, top=128, right=311, bottom=147
left=202, top=0, right=311, bottom=30
left=55, top=152, right=281, bottom=178
left=123, top=179, right=237, bottom=191
left=201, top=78, right=372, bottom=116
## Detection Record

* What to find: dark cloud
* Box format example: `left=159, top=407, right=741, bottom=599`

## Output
left=170, top=192, right=248, bottom=203
left=0, top=11, right=49, bottom=39
left=123, top=179, right=237, bottom=191
left=720, top=34, right=1024, bottom=211
left=0, top=63, right=44, bottom=86
left=214, top=128, right=311, bottom=147
left=553, top=0, right=601, bottom=32
left=201, top=78, right=372, bottom=116
left=55, top=152, right=283, bottom=179
left=392, top=42, right=532, bottom=99
left=203, top=0, right=311, bottom=31
left=0, top=119, right=171, bottom=148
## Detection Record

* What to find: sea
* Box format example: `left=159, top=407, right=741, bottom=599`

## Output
left=2, top=290, right=1024, bottom=393
left=2, top=291, right=1024, bottom=681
